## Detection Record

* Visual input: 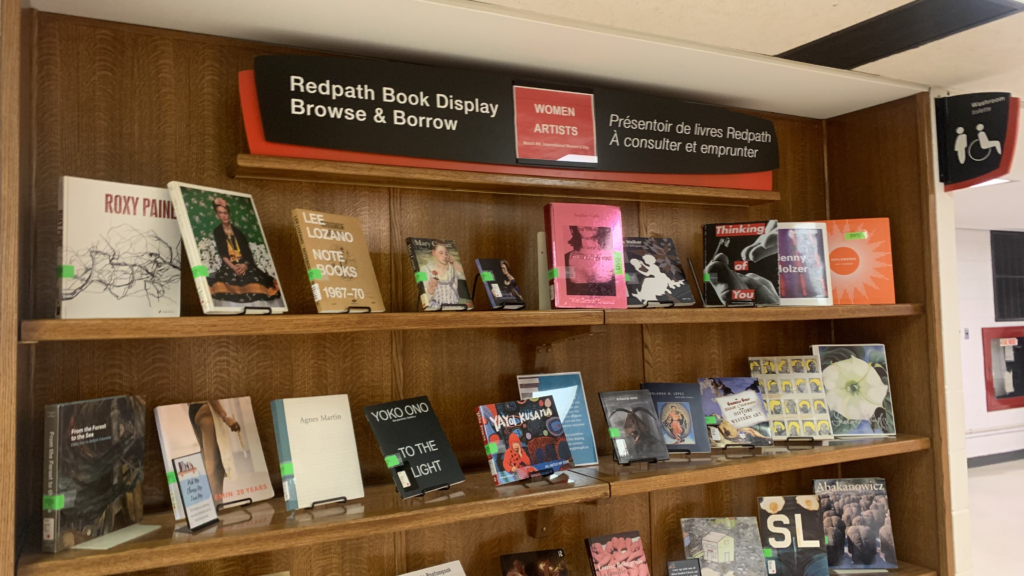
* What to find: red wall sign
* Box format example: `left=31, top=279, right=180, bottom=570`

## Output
left=513, top=86, right=597, bottom=164
left=982, top=326, right=1024, bottom=412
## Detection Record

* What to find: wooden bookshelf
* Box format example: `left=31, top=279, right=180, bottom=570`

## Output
left=604, top=303, right=923, bottom=325
left=230, top=154, right=782, bottom=206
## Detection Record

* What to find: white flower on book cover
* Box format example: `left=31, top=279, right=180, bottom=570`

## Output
left=197, top=237, right=222, bottom=273
left=250, top=243, right=277, bottom=278
left=823, top=357, right=888, bottom=421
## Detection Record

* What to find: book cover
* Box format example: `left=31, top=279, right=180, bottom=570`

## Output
left=270, top=395, right=364, bottom=510
left=537, top=231, right=551, bottom=310
left=811, top=344, right=896, bottom=437
left=544, top=202, right=627, bottom=309
left=750, top=357, right=834, bottom=440
left=42, top=395, right=145, bottom=553
left=291, top=209, right=384, bottom=312
left=475, top=397, right=573, bottom=485
left=406, top=238, right=474, bottom=311
left=168, top=182, right=287, bottom=314
left=476, top=258, right=526, bottom=309
left=598, top=390, right=670, bottom=464
left=517, top=372, right=598, bottom=466
left=363, top=396, right=465, bottom=498
left=585, top=531, right=650, bottom=576
left=623, top=237, right=694, bottom=308
left=667, top=559, right=701, bottom=576
left=640, top=383, right=712, bottom=454
left=154, top=397, right=275, bottom=520
left=778, top=222, right=833, bottom=306
left=680, top=517, right=766, bottom=576
left=757, top=496, right=829, bottom=576
left=58, top=176, right=181, bottom=319
left=400, top=561, right=467, bottom=576
left=697, top=378, right=773, bottom=448
left=825, top=218, right=895, bottom=305
left=702, top=220, right=780, bottom=306
left=500, top=548, right=568, bottom=576
left=813, top=478, right=897, bottom=570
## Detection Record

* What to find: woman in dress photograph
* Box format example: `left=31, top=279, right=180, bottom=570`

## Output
left=207, top=198, right=282, bottom=307
left=190, top=400, right=240, bottom=503
left=424, top=241, right=466, bottom=309
left=499, top=260, right=521, bottom=301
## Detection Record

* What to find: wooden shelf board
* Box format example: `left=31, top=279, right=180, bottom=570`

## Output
left=605, top=303, right=923, bottom=325
left=17, top=470, right=606, bottom=576
left=893, top=562, right=938, bottom=576
left=230, top=154, right=781, bottom=206
left=571, top=435, right=930, bottom=497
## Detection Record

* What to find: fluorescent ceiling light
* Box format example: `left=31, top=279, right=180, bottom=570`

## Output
left=970, top=178, right=1012, bottom=188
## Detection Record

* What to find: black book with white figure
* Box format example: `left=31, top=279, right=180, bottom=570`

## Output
left=624, top=237, right=695, bottom=308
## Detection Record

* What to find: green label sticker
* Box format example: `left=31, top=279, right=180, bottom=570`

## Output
left=307, top=268, right=323, bottom=280
left=42, top=494, right=65, bottom=511
left=166, top=472, right=177, bottom=485
left=845, top=231, right=868, bottom=240
left=763, top=548, right=773, bottom=558
left=548, top=268, right=559, bottom=280
left=705, top=416, right=716, bottom=425
left=625, top=273, right=631, bottom=282
left=485, top=442, right=499, bottom=455
left=480, top=270, right=495, bottom=282
left=609, top=428, right=621, bottom=438
left=280, top=462, right=294, bottom=477
left=191, top=265, right=209, bottom=278
left=825, top=535, right=829, bottom=545
left=613, top=251, right=624, bottom=275
left=414, top=271, right=428, bottom=282
left=59, top=265, right=74, bottom=279
left=385, top=454, right=401, bottom=468
left=703, top=272, right=711, bottom=282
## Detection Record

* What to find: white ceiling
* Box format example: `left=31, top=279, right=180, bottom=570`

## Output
left=954, top=182, right=1024, bottom=232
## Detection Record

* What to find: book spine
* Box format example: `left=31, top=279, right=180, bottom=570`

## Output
left=293, top=211, right=322, bottom=312
left=543, top=204, right=556, bottom=308
left=406, top=238, right=427, bottom=310
left=168, top=186, right=214, bottom=314
left=475, top=407, right=499, bottom=485
left=153, top=408, right=185, bottom=521
left=42, top=405, right=60, bottom=553
left=56, top=178, right=66, bottom=319
left=270, top=400, right=298, bottom=510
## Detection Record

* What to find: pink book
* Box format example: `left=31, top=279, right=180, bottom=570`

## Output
left=544, top=203, right=627, bottom=309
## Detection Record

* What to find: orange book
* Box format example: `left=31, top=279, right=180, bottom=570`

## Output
left=825, top=218, right=895, bottom=304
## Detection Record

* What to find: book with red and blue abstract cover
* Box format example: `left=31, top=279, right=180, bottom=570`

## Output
left=475, top=397, right=573, bottom=486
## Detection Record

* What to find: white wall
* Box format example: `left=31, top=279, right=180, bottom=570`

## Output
left=956, top=228, right=1024, bottom=458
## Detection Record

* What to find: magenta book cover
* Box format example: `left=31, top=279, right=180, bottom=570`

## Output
left=544, top=202, right=627, bottom=309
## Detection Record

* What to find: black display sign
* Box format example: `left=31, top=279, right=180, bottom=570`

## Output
left=253, top=55, right=779, bottom=175
left=937, top=92, right=1019, bottom=190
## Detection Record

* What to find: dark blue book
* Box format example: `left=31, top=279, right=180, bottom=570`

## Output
left=641, top=383, right=712, bottom=455
left=475, top=258, right=525, bottom=310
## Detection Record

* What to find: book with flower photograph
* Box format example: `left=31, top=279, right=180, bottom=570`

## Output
left=813, top=477, right=897, bottom=571
left=757, top=496, right=828, bottom=576
left=680, top=517, right=765, bottom=576
left=811, top=344, right=896, bottom=437
left=623, top=237, right=694, bottom=308
left=697, top=378, right=773, bottom=448
left=407, top=238, right=473, bottom=311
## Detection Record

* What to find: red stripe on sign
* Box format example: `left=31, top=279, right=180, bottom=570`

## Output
left=945, top=97, right=1019, bottom=192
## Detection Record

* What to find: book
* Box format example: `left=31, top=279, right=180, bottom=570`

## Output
left=825, top=218, right=895, bottom=305
left=476, top=258, right=526, bottom=310
left=757, top=496, right=829, bottom=576
left=168, top=182, right=287, bottom=314
left=400, top=561, right=467, bottom=576
left=778, top=222, right=833, bottom=306
left=363, top=396, right=465, bottom=498
left=500, top=549, right=568, bottom=576
left=172, top=451, right=219, bottom=531
left=154, top=397, right=275, bottom=520
left=813, top=477, right=897, bottom=571
left=811, top=344, right=896, bottom=437
left=680, top=517, right=766, bottom=576
left=42, top=395, right=146, bottom=553
left=702, top=220, right=780, bottom=306
left=585, top=531, right=650, bottom=576
left=517, top=372, right=598, bottom=466
left=270, top=395, right=364, bottom=510
left=598, top=390, right=670, bottom=464
left=623, top=237, right=695, bottom=307
left=544, top=202, right=627, bottom=309
left=537, top=231, right=551, bottom=310
left=640, top=383, right=712, bottom=454
left=749, top=357, right=834, bottom=440
left=697, top=378, right=773, bottom=448
left=475, top=397, right=573, bottom=485
left=406, top=238, right=474, bottom=311
left=667, top=559, right=701, bottom=576
left=291, top=209, right=384, bottom=312
left=58, top=176, right=181, bottom=319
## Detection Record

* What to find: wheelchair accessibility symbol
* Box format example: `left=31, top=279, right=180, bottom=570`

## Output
left=955, top=123, right=1003, bottom=164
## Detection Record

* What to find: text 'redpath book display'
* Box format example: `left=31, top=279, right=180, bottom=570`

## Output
left=757, top=496, right=829, bottom=576
left=43, top=395, right=146, bottom=553
left=698, top=378, right=773, bottom=448
left=154, top=397, right=275, bottom=520
left=778, top=222, right=832, bottom=306
left=624, top=237, right=695, bottom=308
left=702, top=220, right=780, bottom=307
left=363, top=396, right=465, bottom=498
left=680, top=517, right=766, bottom=576
left=750, top=356, right=834, bottom=440
left=292, top=209, right=384, bottom=313
left=813, top=477, right=897, bottom=571
left=545, top=202, right=627, bottom=309
left=640, top=382, right=712, bottom=455
left=500, top=549, right=568, bottom=576
left=58, top=176, right=181, bottom=319
left=585, top=531, right=651, bottom=576
left=271, top=395, right=364, bottom=510
left=825, top=218, right=895, bottom=305
left=476, top=397, right=573, bottom=485
left=399, top=561, right=467, bottom=576
left=811, top=344, right=896, bottom=437
left=517, top=372, right=598, bottom=466
left=599, top=390, right=671, bottom=464
left=475, top=258, right=526, bottom=310
left=407, top=238, right=474, bottom=311
left=169, top=182, right=287, bottom=314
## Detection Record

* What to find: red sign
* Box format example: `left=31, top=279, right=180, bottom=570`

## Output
left=1001, top=338, right=1019, bottom=347
left=733, top=261, right=749, bottom=271
left=732, top=289, right=755, bottom=301
left=514, top=86, right=597, bottom=164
